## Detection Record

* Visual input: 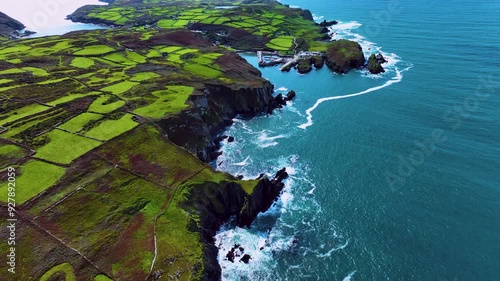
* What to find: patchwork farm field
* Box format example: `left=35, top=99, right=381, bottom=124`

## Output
left=70, top=0, right=330, bottom=52
left=0, top=26, right=269, bottom=280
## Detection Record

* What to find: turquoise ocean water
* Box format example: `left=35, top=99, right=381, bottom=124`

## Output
left=215, top=0, right=500, bottom=280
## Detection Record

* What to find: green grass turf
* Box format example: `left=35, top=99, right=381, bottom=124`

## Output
left=266, top=36, right=294, bottom=50
left=74, top=45, right=116, bottom=56
left=94, top=274, right=113, bottom=281
left=0, top=78, right=13, bottom=85
left=39, top=263, right=76, bottom=281
left=0, top=160, right=66, bottom=204
left=87, top=95, right=126, bottom=114
left=22, top=67, right=49, bottom=77
left=0, top=68, right=26, bottom=75
left=133, top=85, right=193, bottom=118
left=70, top=57, right=95, bottom=69
left=158, top=46, right=183, bottom=53
left=0, top=104, right=51, bottom=127
left=85, top=113, right=139, bottom=141
left=126, top=50, right=147, bottom=63
left=35, top=129, right=102, bottom=164
left=166, top=53, right=183, bottom=64
left=59, top=113, right=103, bottom=133
left=103, top=52, right=136, bottom=65
left=238, top=179, right=261, bottom=194
left=157, top=19, right=176, bottom=28
left=175, top=48, right=198, bottom=55
left=47, top=93, right=94, bottom=106
left=0, top=144, right=24, bottom=168
left=101, top=81, right=139, bottom=95
left=183, top=64, right=222, bottom=79
left=130, top=72, right=161, bottom=82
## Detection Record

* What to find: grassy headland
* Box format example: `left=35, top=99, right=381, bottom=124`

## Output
left=0, top=0, right=369, bottom=280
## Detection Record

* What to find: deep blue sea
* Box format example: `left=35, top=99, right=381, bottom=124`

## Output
left=215, top=1, right=500, bottom=280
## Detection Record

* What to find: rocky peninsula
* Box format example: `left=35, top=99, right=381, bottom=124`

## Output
left=0, top=12, right=32, bottom=38
left=0, top=0, right=385, bottom=280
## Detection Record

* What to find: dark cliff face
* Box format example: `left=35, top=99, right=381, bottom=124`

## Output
left=0, top=12, right=25, bottom=37
left=238, top=168, right=288, bottom=227
left=325, top=39, right=366, bottom=74
left=157, top=81, right=275, bottom=162
left=157, top=71, right=286, bottom=280
left=182, top=169, right=288, bottom=280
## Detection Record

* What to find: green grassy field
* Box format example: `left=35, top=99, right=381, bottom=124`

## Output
left=133, top=85, right=193, bottom=118
left=59, top=113, right=103, bottom=133
left=88, top=94, right=126, bottom=113
left=40, top=263, right=76, bottom=281
left=0, top=160, right=66, bottom=203
left=0, top=144, right=24, bottom=168
left=85, top=114, right=139, bottom=141
left=35, top=129, right=102, bottom=164
left=74, top=45, right=116, bottom=56
left=101, top=81, right=140, bottom=95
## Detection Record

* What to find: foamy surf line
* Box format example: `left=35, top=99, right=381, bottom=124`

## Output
left=328, top=21, right=404, bottom=75
left=298, top=67, right=410, bottom=129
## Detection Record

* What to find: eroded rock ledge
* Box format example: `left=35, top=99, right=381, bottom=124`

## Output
left=181, top=168, right=289, bottom=279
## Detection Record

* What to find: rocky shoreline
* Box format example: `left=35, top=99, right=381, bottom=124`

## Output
left=155, top=54, right=296, bottom=279
left=181, top=168, right=289, bottom=279
left=0, top=12, right=35, bottom=38
left=259, top=40, right=388, bottom=75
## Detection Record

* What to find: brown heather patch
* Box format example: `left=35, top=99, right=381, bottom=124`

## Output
left=148, top=30, right=209, bottom=48
left=129, top=153, right=166, bottom=182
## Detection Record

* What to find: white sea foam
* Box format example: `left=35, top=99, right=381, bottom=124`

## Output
left=306, top=185, right=316, bottom=195
left=293, top=20, right=413, bottom=129
left=313, top=14, right=324, bottom=22
left=298, top=67, right=411, bottom=129
left=276, top=86, right=288, bottom=92
left=214, top=150, right=319, bottom=280
left=316, top=240, right=349, bottom=258
left=232, top=156, right=251, bottom=166
left=257, top=131, right=287, bottom=148
left=342, top=271, right=357, bottom=281
left=329, top=21, right=404, bottom=75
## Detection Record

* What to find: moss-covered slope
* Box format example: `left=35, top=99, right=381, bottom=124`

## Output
left=324, top=39, right=365, bottom=73
left=0, top=27, right=284, bottom=280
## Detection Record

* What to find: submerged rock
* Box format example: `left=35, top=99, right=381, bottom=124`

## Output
left=226, top=249, right=235, bottom=262
left=319, top=19, right=338, bottom=27
left=240, top=254, right=251, bottom=264
left=285, top=90, right=296, bottom=101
